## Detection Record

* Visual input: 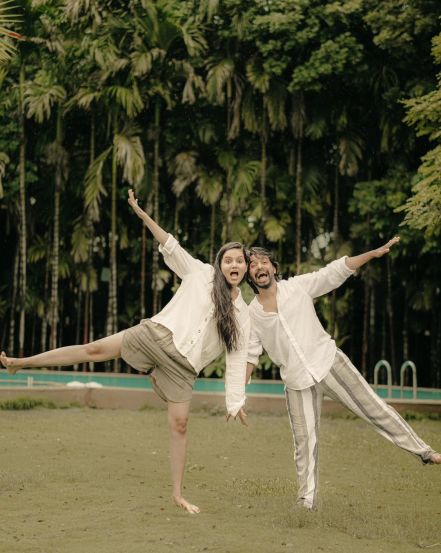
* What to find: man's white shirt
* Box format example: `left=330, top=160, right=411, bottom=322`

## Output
left=247, top=258, right=355, bottom=390
left=151, top=234, right=249, bottom=415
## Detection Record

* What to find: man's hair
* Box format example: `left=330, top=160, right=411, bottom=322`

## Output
left=247, top=246, right=280, bottom=293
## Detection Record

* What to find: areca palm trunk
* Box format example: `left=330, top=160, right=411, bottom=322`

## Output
left=295, top=136, right=303, bottom=274
left=49, top=108, right=63, bottom=351
left=260, top=128, right=267, bottom=244
left=110, top=140, right=119, bottom=371
left=209, top=202, right=216, bottom=264
left=225, top=80, right=233, bottom=242
left=140, top=224, right=147, bottom=319
left=330, top=166, right=339, bottom=336
left=386, top=256, right=396, bottom=382
left=361, top=276, right=370, bottom=377
left=41, top=253, right=50, bottom=352
left=8, top=244, right=19, bottom=354
left=18, top=63, right=27, bottom=356
left=152, top=98, right=161, bottom=315
left=83, top=113, right=96, bottom=370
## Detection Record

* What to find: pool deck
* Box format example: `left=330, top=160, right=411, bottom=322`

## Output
left=0, top=375, right=440, bottom=415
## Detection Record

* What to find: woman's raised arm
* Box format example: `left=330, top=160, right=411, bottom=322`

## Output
left=128, top=189, right=168, bottom=246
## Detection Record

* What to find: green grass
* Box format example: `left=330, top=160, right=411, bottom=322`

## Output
left=0, top=407, right=440, bottom=553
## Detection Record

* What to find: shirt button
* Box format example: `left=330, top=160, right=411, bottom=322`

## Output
left=197, top=329, right=201, bottom=333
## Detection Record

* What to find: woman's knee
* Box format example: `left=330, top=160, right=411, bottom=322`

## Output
left=84, top=341, right=104, bottom=360
left=170, top=415, right=188, bottom=435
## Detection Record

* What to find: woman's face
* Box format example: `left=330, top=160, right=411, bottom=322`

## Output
left=220, top=247, right=247, bottom=287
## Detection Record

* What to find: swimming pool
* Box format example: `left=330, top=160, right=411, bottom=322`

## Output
left=1, top=370, right=441, bottom=401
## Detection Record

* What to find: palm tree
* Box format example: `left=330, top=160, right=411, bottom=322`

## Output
left=25, top=70, right=67, bottom=350
left=0, top=0, right=21, bottom=64
left=243, top=57, right=288, bottom=243
left=130, top=0, right=206, bottom=312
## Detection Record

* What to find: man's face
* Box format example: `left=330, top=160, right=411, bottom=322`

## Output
left=248, top=254, right=277, bottom=290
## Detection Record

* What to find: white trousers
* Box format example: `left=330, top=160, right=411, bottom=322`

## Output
left=285, top=349, right=435, bottom=509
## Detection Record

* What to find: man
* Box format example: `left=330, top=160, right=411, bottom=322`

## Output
left=246, top=237, right=441, bottom=510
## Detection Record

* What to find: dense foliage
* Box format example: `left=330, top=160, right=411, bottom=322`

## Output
left=1, top=0, right=440, bottom=386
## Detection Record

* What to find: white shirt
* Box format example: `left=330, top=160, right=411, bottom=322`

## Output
left=151, top=234, right=249, bottom=415
left=247, top=257, right=355, bottom=390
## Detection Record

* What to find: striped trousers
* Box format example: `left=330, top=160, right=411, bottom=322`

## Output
left=285, top=349, right=435, bottom=509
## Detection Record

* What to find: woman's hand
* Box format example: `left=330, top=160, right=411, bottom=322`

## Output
left=226, top=408, right=248, bottom=426
left=128, top=189, right=147, bottom=220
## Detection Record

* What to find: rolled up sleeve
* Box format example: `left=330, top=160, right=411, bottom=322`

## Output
left=292, top=256, right=355, bottom=298
left=159, top=234, right=208, bottom=278
left=224, top=319, right=249, bottom=416
left=247, top=326, right=263, bottom=366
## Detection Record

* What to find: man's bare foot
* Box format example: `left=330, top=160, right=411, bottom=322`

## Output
left=0, top=351, right=21, bottom=374
left=429, top=452, right=441, bottom=464
left=173, top=495, right=200, bottom=514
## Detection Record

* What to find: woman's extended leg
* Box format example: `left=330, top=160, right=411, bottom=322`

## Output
left=167, top=400, right=200, bottom=514
left=0, top=331, right=126, bottom=373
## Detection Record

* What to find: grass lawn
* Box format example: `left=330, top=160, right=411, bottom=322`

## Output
left=0, top=405, right=440, bottom=553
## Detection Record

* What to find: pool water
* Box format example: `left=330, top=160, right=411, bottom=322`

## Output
left=1, top=371, right=441, bottom=401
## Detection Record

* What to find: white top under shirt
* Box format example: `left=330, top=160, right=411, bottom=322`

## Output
left=247, top=257, right=355, bottom=390
left=151, top=234, right=249, bottom=415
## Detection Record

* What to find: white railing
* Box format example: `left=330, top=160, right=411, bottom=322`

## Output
left=400, top=361, right=417, bottom=400
left=373, top=360, right=392, bottom=398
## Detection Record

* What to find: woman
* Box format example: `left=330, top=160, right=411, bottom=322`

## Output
left=1, top=189, right=250, bottom=514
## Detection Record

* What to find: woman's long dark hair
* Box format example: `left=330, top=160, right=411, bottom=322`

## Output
left=211, top=242, right=248, bottom=353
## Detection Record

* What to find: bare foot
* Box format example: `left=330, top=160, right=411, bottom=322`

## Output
left=0, top=351, right=21, bottom=374
left=173, top=495, right=200, bottom=514
left=429, top=452, right=441, bottom=464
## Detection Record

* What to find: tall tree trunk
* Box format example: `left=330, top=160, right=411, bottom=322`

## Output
left=173, top=197, right=180, bottom=290
left=386, top=257, right=396, bottom=382
left=110, top=138, right=119, bottom=372
left=83, top=112, right=96, bottom=370
left=140, top=224, right=147, bottom=319
left=8, top=244, right=19, bottom=354
left=74, top=289, right=82, bottom=371
left=295, top=136, right=303, bottom=274
left=259, top=128, right=267, bottom=244
left=152, top=99, right=161, bottom=315
left=89, top=294, right=95, bottom=372
left=368, top=284, right=376, bottom=381
left=41, top=251, right=50, bottom=353
left=49, top=108, right=63, bottom=351
left=226, top=166, right=233, bottom=242
left=361, top=276, right=370, bottom=378
left=209, top=202, right=216, bottom=264
left=402, top=292, right=408, bottom=362
left=225, top=79, right=233, bottom=242
left=330, top=167, right=339, bottom=336
left=18, top=64, right=27, bottom=356
left=431, top=293, right=441, bottom=387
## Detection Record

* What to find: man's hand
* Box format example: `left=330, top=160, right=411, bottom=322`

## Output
left=128, top=189, right=147, bottom=220
left=372, top=236, right=400, bottom=258
left=346, top=236, right=401, bottom=271
left=226, top=408, right=248, bottom=426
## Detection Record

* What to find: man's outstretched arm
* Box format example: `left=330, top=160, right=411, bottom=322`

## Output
left=345, top=236, right=400, bottom=271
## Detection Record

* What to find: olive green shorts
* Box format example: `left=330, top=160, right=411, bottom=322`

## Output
left=121, top=319, right=196, bottom=403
